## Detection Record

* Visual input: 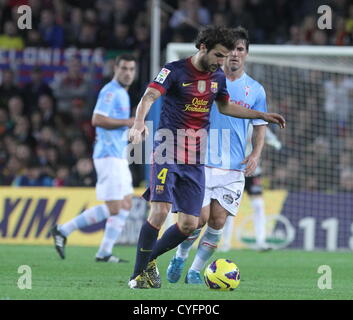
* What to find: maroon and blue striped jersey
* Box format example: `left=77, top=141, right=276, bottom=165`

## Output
left=149, top=57, right=229, bottom=164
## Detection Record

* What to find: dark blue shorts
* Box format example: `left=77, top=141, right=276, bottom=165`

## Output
left=142, top=164, right=205, bottom=217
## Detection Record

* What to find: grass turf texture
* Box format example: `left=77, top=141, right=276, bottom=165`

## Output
left=1, top=244, right=352, bottom=300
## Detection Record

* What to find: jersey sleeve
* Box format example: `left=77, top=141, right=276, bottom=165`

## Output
left=251, top=85, right=268, bottom=126
left=215, top=74, right=229, bottom=103
left=148, top=63, right=175, bottom=95
left=93, top=89, right=117, bottom=117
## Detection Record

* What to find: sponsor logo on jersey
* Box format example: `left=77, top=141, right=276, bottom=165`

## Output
left=184, top=97, right=210, bottom=112
left=197, top=80, right=206, bottom=93
left=155, top=68, right=171, bottom=84
left=211, top=81, right=218, bottom=93
left=245, top=85, right=250, bottom=96
left=182, top=82, right=192, bottom=87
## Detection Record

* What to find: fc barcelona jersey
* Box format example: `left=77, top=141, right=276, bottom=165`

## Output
left=148, top=57, right=229, bottom=164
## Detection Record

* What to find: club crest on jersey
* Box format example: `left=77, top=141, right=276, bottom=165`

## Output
left=155, top=68, right=171, bottom=84
left=245, top=86, right=250, bottom=96
left=211, top=81, right=218, bottom=93
left=156, top=185, right=164, bottom=194
left=197, top=80, right=206, bottom=93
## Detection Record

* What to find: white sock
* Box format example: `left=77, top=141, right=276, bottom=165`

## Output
left=96, top=209, right=129, bottom=258
left=222, top=216, right=234, bottom=248
left=251, top=197, right=266, bottom=247
left=59, top=204, right=110, bottom=237
left=190, top=226, right=223, bottom=273
left=176, top=228, right=202, bottom=259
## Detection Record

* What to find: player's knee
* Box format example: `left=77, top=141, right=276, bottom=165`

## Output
left=106, top=201, right=121, bottom=215
left=208, top=216, right=226, bottom=230
left=178, top=221, right=197, bottom=236
left=197, top=216, right=207, bottom=229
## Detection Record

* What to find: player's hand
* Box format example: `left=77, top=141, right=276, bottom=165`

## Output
left=241, top=153, right=259, bottom=176
left=262, top=113, right=286, bottom=129
left=126, top=117, right=135, bottom=128
left=128, top=120, right=149, bottom=144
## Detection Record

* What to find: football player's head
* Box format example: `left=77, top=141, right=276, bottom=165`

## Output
left=114, top=54, right=137, bottom=88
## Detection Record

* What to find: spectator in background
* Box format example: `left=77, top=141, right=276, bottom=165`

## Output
left=0, top=155, right=23, bottom=186
left=12, top=115, right=36, bottom=148
left=51, top=56, right=91, bottom=113
left=67, top=157, right=96, bottom=187
left=301, top=15, right=316, bottom=44
left=339, top=169, right=353, bottom=192
left=2, top=134, right=18, bottom=158
left=286, top=25, right=305, bottom=45
left=227, top=0, right=254, bottom=37
left=36, top=126, right=58, bottom=148
left=38, top=9, right=64, bottom=48
left=21, top=66, right=53, bottom=110
left=53, top=164, right=70, bottom=187
left=108, top=23, right=135, bottom=50
left=76, top=23, right=97, bottom=49
left=64, top=7, right=83, bottom=46
left=15, top=143, right=32, bottom=166
left=12, top=159, right=53, bottom=186
left=170, top=0, right=210, bottom=29
left=0, top=20, right=24, bottom=50
left=0, top=108, right=12, bottom=136
left=66, top=136, right=90, bottom=167
left=37, top=94, right=56, bottom=127
left=7, top=95, right=26, bottom=123
left=24, top=29, right=44, bottom=47
left=331, top=16, right=349, bottom=45
left=0, top=69, right=21, bottom=109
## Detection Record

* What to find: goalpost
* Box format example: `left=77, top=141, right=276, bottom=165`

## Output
left=166, top=43, right=353, bottom=251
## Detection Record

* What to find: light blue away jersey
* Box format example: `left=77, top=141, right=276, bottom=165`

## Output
left=93, top=80, right=130, bottom=159
left=207, top=72, right=268, bottom=170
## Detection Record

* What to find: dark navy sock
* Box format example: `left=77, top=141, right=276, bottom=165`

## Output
left=150, top=223, right=189, bottom=261
left=132, top=221, right=159, bottom=279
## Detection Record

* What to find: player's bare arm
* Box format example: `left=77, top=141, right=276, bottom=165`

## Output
left=216, top=100, right=286, bottom=128
left=241, top=125, right=266, bottom=176
left=128, top=87, right=161, bottom=144
left=91, top=113, right=135, bottom=129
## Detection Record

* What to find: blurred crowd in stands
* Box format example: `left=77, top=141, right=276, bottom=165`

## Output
left=0, top=0, right=352, bottom=191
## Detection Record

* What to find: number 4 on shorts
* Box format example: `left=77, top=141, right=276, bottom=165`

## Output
left=157, top=168, right=168, bottom=184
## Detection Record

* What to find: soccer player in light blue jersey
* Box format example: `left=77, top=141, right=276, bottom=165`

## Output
left=51, top=54, right=136, bottom=263
left=167, top=27, right=272, bottom=284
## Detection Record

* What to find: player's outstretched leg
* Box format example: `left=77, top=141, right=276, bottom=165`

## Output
left=186, top=226, right=223, bottom=284
left=52, top=204, right=110, bottom=259
left=167, top=228, right=202, bottom=283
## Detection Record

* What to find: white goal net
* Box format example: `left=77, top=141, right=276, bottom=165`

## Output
left=166, top=44, right=353, bottom=251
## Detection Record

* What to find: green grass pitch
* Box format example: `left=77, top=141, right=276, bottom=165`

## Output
left=1, top=244, right=352, bottom=300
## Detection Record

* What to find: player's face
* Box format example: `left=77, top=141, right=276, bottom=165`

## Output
left=226, top=40, right=248, bottom=72
left=201, top=44, right=230, bottom=72
left=115, top=60, right=136, bottom=87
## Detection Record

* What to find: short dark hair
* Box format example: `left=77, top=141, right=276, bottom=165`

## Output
left=233, top=26, right=250, bottom=52
left=195, top=25, right=236, bottom=52
left=115, top=54, right=137, bottom=66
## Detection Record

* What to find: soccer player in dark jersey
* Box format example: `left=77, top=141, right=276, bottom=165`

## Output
left=128, top=26, right=285, bottom=289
